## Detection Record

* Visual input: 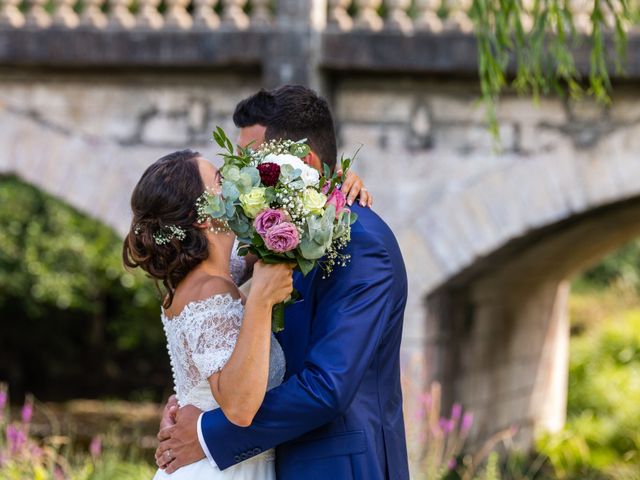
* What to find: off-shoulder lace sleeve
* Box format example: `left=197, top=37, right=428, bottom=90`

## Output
left=182, top=295, right=244, bottom=379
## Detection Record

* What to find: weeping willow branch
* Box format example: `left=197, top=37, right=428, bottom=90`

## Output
left=468, top=0, right=637, bottom=139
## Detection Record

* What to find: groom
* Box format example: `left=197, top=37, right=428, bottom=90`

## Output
left=156, top=85, right=409, bottom=479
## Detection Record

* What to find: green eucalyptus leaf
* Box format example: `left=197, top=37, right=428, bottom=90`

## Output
left=299, top=239, right=327, bottom=260
left=240, top=167, right=261, bottom=187
left=222, top=165, right=241, bottom=182
left=221, top=181, right=240, bottom=201
left=297, top=257, right=315, bottom=276
left=265, top=187, right=276, bottom=203
left=289, top=142, right=311, bottom=158
left=288, top=179, right=305, bottom=190
left=323, top=163, right=331, bottom=180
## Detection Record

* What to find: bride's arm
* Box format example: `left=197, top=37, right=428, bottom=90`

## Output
left=207, top=262, right=292, bottom=427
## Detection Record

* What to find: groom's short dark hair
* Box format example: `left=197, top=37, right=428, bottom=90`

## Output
left=266, top=85, right=338, bottom=170
left=233, top=89, right=276, bottom=127
left=233, top=85, right=338, bottom=170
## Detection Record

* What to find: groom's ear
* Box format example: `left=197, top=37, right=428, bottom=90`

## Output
left=193, top=218, right=209, bottom=230
left=302, top=151, right=323, bottom=172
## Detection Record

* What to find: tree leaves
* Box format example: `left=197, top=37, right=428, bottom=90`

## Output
left=468, top=0, right=634, bottom=140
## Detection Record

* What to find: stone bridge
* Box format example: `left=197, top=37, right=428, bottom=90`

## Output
left=2, top=0, right=640, bottom=449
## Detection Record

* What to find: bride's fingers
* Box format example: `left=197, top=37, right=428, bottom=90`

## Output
left=340, top=174, right=356, bottom=198
left=346, top=180, right=361, bottom=206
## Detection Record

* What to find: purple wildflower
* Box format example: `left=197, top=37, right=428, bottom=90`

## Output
left=461, top=412, right=474, bottom=434
left=438, top=417, right=454, bottom=434
left=450, top=403, right=462, bottom=422
left=90, top=436, right=102, bottom=459
left=6, top=424, right=27, bottom=453
left=21, top=401, right=33, bottom=424
left=448, top=458, right=457, bottom=470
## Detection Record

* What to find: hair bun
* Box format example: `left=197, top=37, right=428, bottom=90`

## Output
left=122, top=150, right=210, bottom=308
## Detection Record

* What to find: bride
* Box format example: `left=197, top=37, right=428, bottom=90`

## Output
left=123, top=149, right=293, bottom=479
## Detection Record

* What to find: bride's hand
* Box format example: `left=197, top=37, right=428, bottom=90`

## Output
left=159, top=394, right=178, bottom=431
left=250, top=261, right=294, bottom=306
left=339, top=169, right=373, bottom=208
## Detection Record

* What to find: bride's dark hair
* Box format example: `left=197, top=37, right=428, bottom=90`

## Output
left=123, top=149, right=209, bottom=309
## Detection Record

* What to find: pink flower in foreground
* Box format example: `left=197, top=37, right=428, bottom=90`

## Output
left=263, top=222, right=300, bottom=253
left=7, top=424, right=26, bottom=453
left=451, top=403, right=462, bottom=422
left=90, top=436, right=102, bottom=459
left=254, top=208, right=287, bottom=236
left=439, top=417, right=455, bottom=434
left=448, top=458, right=457, bottom=470
left=461, top=412, right=474, bottom=434
left=21, top=401, right=33, bottom=424
left=326, top=188, right=347, bottom=217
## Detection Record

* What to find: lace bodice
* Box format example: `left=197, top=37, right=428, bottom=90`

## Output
left=161, top=294, right=286, bottom=411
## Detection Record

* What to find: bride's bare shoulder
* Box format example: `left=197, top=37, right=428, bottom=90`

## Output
left=195, top=275, right=241, bottom=302
left=165, top=275, right=241, bottom=317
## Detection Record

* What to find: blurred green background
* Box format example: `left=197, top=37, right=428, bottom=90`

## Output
left=0, top=175, right=170, bottom=403
left=1, top=173, right=639, bottom=479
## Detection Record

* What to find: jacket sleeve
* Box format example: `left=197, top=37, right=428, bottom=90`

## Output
left=200, top=231, right=397, bottom=469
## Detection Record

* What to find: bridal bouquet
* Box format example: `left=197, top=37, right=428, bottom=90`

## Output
left=197, top=127, right=358, bottom=332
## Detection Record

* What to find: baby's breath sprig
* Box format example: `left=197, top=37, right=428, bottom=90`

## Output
left=153, top=225, right=187, bottom=246
left=321, top=234, right=352, bottom=280
left=255, top=138, right=310, bottom=161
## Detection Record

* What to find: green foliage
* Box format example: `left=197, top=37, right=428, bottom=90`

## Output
left=578, top=239, right=640, bottom=292
left=474, top=452, right=501, bottom=480
left=0, top=176, right=169, bottom=401
left=468, top=0, right=637, bottom=138
left=537, top=305, right=640, bottom=478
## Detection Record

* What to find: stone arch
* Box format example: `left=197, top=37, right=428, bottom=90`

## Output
left=418, top=147, right=640, bottom=446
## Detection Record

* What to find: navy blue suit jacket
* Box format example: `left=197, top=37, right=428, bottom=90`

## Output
left=201, top=204, right=410, bottom=479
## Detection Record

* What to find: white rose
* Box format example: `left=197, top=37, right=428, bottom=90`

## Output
left=300, top=167, right=320, bottom=188
left=263, top=153, right=320, bottom=188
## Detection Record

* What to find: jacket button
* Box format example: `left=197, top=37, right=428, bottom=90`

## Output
left=240, top=453, right=248, bottom=460
left=253, top=448, right=261, bottom=455
left=234, top=455, right=241, bottom=462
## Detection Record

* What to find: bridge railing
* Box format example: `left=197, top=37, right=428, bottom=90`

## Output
left=0, top=0, right=600, bottom=34
left=0, top=0, right=631, bottom=87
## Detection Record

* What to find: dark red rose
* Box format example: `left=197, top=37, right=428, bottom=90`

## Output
left=257, top=162, right=281, bottom=187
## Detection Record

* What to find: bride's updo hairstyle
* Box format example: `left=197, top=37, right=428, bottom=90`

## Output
left=123, top=149, right=209, bottom=308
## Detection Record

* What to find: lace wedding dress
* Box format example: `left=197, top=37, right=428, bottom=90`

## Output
left=153, top=253, right=286, bottom=479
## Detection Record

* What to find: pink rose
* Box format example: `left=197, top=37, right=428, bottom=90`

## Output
left=263, top=222, right=300, bottom=253
left=326, top=188, right=347, bottom=217
left=254, top=208, right=286, bottom=236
